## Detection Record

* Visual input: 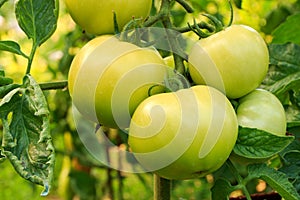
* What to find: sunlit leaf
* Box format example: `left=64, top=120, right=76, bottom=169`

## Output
left=272, top=13, right=300, bottom=45
left=261, top=5, right=291, bottom=34
left=0, top=40, right=28, bottom=58
left=15, top=0, right=58, bottom=46
left=233, top=127, right=294, bottom=159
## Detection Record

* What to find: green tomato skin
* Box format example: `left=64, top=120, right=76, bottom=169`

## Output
left=68, top=35, right=167, bottom=129
left=230, top=89, right=287, bottom=165
left=237, top=89, right=287, bottom=136
left=64, top=0, right=152, bottom=35
left=128, top=85, right=238, bottom=180
left=188, top=25, right=269, bottom=99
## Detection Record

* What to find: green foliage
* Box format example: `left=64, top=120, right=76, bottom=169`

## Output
left=212, top=162, right=300, bottom=200
left=262, top=43, right=300, bottom=127
left=248, top=164, right=300, bottom=200
left=0, top=41, right=28, bottom=58
left=261, top=5, right=292, bottom=34
left=233, top=127, right=294, bottom=159
left=0, top=0, right=7, bottom=8
left=0, top=0, right=300, bottom=199
left=0, top=0, right=58, bottom=196
left=272, top=13, right=300, bottom=45
left=211, top=178, right=237, bottom=200
left=279, top=138, right=300, bottom=194
left=0, top=75, right=55, bottom=196
left=15, top=0, right=58, bottom=47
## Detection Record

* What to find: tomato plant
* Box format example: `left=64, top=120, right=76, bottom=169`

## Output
left=64, top=0, right=152, bottom=35
left=188, top=25, right=269, bottom=99
left=128, top=85, right=238, bottom=180
left=1, top=0, right=300, bottom=200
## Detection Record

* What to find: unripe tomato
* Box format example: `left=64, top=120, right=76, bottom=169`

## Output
left=230, top=89, right=287, bottom=164
left=128, top=85, right=238, bottom=180
left=64, top=0, right=152, bottom=35
left=236, top=89, right=286, bottom=136
left=68, top=35, right=168, bottom=129
left=188, top=25, right=269, bottom=99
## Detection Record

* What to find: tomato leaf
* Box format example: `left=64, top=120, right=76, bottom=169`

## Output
left=0, top=40, right=28, bottom=58
left=211, top=178, right=236, bottom=200
left=279, top=140, right=300, bottom=194
left=0, top=84, right=20, bottom=99
left=263, top=43, right=300, bottom=96
left=262, top=43, right=300, bottom=127
left=0, top=139, right=6, bottom=163
left=272, top=13, right=300, bottom=45
left=233, top=0, right=242, bottom=9
left=0, top=0, right=8, bottom=7
left=233, top=127, right=294, bottom=159
left=261, top=6, right=291, bottom=35
left=15, top=0, right=58, bottom=46
left=285, top=105, right=300, bottom=127
left=247, top=163, right=300, bottom=200
left=0, top=75, right=55, bottom=196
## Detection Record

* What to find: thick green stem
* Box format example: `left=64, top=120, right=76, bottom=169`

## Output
left=226, top=160, right=252, bottom=200
left=39, top=80, right=68, bottom=90
left=154, top=174, right=171, bottom=200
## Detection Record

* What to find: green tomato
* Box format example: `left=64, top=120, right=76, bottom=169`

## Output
left=68, top=35, right=168, bottom=129
left=64, top=0, right=152, bottom=35
left=128, top=85, right=238, bottom=180
left=237, top=89, right=286, bottom=136
left=188, top=25, right=269, bottom=99
left=230, top=89, right=287, bottom=164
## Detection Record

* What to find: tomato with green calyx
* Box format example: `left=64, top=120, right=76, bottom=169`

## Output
left=64, top=0, right=152, bottom=35
left=188, top=25, right=269, bottom=99
left=128, top=85, right=238, bottom=180
left=236, top=88, right=286, bottom=136
left=230, top=89, right=287, bottom=164
left=68, top=35, right=168, bottom=129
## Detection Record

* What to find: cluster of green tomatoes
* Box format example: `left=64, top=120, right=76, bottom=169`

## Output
left=65, top=0, right=286, bottom=180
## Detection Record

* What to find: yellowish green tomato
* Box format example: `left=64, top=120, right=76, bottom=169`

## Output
left=68, top=35, right=168, bottom=129
left=188, top=25, right=269, bottom=99
left=128, top=85, right=238, bottom=180
left=237, top=89, right=286, bottom=136
left=64, top=0, right=152, bottom=35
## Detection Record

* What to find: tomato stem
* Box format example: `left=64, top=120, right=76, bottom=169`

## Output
left=26, top=42, right=38, bottom=74
left=39, top=80, right=68, bottom=90
left=175, top=0, right=194, bottom=13
left=154, top=174, right=171, bottom=200
left=227, top=0, right=234, bottom=27
left=226, top=160, right=252, bottom=200
left=174, top=21, right=215, bottom=33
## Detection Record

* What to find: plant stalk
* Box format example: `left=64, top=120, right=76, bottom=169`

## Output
left=154, top=174, right=171, bottom=200
left=26, top=43, right=38, bottom=74
left=226, top=160, right=252, bottom=200
left=39, top=80, right=68, bottom=90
